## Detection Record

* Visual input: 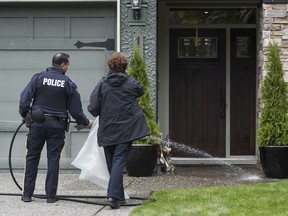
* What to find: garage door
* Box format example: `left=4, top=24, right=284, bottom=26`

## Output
left=0, top=4, right=116, bottom=169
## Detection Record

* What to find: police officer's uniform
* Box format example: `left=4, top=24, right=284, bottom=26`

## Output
left=19, top=67, right=89, bottom=200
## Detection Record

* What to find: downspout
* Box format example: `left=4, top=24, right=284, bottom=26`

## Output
left=117, top=0, right=120, bottom=52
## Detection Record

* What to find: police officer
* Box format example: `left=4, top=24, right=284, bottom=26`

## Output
left=88, top=52, right=149, bottom=209
left=19, top=53, right=93, bottom=203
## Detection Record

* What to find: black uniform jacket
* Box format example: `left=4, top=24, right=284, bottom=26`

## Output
left=88, top=70, right=149, bottom=146
left=19, top=67, right=89, bottom=126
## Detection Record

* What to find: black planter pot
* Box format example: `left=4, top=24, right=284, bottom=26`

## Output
left=259, top=146, right=288, bottom=179
left=125, top=144, right=159, bottom=177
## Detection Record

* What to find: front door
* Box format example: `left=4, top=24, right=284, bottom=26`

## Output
left=169, top=29, right=226, bottom=157
left=169, top=28, right=256, bottom=157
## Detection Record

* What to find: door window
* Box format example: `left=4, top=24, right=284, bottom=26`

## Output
left=236, top=37, right=251, bottom=58
left=178, top=37, right=217, bottom=58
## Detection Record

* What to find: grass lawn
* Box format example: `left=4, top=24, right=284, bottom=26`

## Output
left=129, top=180, right=288, bottom=216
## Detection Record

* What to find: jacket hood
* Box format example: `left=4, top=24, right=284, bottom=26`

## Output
left=106, top=71, right=128, bottom=87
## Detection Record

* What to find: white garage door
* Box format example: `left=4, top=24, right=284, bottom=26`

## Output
left=0, top=4, right=116, bottom=169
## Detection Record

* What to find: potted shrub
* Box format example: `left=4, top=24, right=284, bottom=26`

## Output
left=257, top=41, right=288, bottom=178
left=125, top=47, right=174, bottom=177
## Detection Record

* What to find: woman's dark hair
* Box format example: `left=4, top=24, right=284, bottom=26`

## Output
left=107, top=52, right=128, bottom=72
left=52, top=53, right=70, bottom=67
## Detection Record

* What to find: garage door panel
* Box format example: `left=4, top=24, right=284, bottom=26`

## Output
left=0, top=18, right=30, bottom=37
left=69, top=50, right=109, bottom=69
left=0, top=71, right=36, bottom=101
left=71, top=17, right=113, bottom=38
left=0, top=102, right=19, bottom=121
left=33, top=17, right=115, bottom=39
left=69, top=132, right=90, bottom=158
left=106, top=17, right=117, bottom=38
left=0, top=4, right=115, bottom=169
left=34, top=18, right=66, bottom=38
left=0, top=50, right=109, bottom=70
left=0, top=130, right=26, bottom=158
left=69, top=71, right=105, bottom=100
left=0, top=51, right=54, bottom=69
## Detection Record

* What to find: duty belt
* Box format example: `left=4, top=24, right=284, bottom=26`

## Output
left=45, top=115, right=59, bottom=121
left=44, top=114, right=65, bottom=122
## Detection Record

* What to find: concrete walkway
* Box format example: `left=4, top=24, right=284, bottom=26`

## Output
left=0, top=165, right=281, bottom=216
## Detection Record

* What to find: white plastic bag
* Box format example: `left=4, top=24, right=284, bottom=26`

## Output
left=71, top=117, right=129, bottom=199
left=71, top=117, right=109, bottom=189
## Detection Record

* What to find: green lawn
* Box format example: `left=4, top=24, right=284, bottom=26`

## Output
left=129, top=181, right=288, bottom=216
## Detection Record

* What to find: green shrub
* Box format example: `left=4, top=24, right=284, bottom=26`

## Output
left=128, top=47, right=160, bottom=144
left=257, top=42, right=288, bottom=147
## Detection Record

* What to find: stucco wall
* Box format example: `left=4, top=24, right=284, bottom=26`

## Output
left=120, top=0, right=157, bottom=115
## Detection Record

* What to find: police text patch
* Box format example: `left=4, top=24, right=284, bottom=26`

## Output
left=43, top=78, right=65, bottom=87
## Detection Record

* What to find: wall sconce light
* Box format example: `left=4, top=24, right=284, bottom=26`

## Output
left=131, top=0, right=142, bottom=20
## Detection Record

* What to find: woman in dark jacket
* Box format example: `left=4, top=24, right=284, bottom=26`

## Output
left=88, top=52, right=149, bottom=209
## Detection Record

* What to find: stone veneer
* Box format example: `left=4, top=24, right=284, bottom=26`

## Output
left=258, top=4, right=288, bottom=121
left=260, top=3, right=288, bottom=81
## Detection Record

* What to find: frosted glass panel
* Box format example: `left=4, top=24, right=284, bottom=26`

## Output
left=178, top=37, right=217, bottom=58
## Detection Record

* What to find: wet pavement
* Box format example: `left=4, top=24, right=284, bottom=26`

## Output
left=0, top=164, right=282, bottom=216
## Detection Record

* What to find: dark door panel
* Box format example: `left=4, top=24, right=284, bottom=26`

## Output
left=169, top=29, right=226, bottom=157
left=230, top=28, right=256, bottom=155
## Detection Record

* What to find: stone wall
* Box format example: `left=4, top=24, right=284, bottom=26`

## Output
left=257, top=3, right=288, bottom=144
left=261, top=3, right=288, bottom=81
left=256, top=3, right=288, bottom=158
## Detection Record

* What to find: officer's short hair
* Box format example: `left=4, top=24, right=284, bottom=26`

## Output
left=107, top=52, right=128, bottom=72
left=52, top=53, right=70, bottom=67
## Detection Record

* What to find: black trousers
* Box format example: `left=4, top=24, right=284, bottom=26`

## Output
left=104, top=142, right=132, bottom=200
left=23, top=124, right=65, bottom=198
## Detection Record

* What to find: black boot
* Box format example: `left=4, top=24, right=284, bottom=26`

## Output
left=108, top=198, right=120, bottom=209
left=21, top=195, right=32, bottom=202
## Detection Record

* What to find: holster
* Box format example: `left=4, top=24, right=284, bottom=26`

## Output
left=65, top=114, right=71, bottom=132
left=25, top=110, right=33, bottom=128
left=32, top=108, right=45, bottom=123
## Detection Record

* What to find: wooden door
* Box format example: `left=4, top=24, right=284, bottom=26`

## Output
left=230, top=28, right=256, bottom=155
left=169, top=29, right=226, bottom=157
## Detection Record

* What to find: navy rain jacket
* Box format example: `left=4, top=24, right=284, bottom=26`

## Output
left=88, top=71, right=149, bottom=146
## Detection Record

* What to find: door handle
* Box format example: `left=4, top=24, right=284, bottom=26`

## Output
left=220, top=88, right=225, bottom=119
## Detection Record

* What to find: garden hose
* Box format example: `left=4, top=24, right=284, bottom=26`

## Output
left=0, top=122, right=156, bottom=207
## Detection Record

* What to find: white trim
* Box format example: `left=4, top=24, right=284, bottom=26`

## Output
left=255, top=7, right=260, bottom=155
left=117, top=0, right=120, bottom=51
left=158, top=1, right=170, bottom=137
left=171, top=157, right=257, bottom=165
left=226, top=28, right=231, bottom=157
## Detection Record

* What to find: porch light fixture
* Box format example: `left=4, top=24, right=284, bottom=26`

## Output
left=131, top=0, right=142, bottom=20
